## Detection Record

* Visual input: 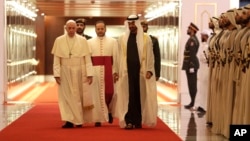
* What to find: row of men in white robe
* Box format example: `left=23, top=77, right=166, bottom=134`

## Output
left=205, top=4, right=250, bottom=138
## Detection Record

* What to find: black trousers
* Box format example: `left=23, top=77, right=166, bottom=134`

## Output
left=125, top=33, right=142, bottom=126
left=125, top=71, right=142, bottom=126
left=185, top=69, right=198, bottom=106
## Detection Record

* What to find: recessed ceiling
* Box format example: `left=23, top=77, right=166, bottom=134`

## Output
left=35, top=0, right=157, bottom=17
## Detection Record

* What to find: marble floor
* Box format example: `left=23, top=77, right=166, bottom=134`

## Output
left=0, top=81, right=229, bottom=141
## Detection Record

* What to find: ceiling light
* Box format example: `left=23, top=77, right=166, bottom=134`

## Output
left=6, top=1, right=37, bottom=21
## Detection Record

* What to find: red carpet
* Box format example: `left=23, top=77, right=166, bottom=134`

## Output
left=34, top=83, right=58, bottom=103
left=2, top=82, right=181, bottom=141
left=0, top=104, right=182, bottom=141
left=11, top=82, right=58, bottom=103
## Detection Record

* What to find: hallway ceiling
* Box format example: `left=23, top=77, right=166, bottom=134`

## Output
left=35, top=0, right=156, bottom=17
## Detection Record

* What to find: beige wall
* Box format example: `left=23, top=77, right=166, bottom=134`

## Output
left=36, top=16, right=126, bottom=75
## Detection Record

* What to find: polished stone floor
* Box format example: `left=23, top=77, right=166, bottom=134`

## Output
left=0, top=81, right=229, bottom=141
left=158, top=102, right=228, bottom=141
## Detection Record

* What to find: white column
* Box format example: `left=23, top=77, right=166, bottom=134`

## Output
left=0, top=0, right=7, bottom=104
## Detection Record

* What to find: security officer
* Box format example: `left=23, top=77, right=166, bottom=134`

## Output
left=182, top=22, right=200, bottom=109
left=141, top=20, right=161, bottom=81
left=75, top=18, right=92, bottom=40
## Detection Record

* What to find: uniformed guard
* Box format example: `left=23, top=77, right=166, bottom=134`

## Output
left=232, top=7, right=249, bottom=125
left=206, top=16, right=221, bottom=126
left=219, top=9, right=239, bottom=138
left=237, top=4, right=250, bottom=125
left=75, top=18, right=92, bottom=40
left=182, top=22, right=200, bottom=109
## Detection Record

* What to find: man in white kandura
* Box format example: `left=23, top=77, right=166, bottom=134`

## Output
left=51, top=20, right=94, bottom=128
left=87, top=20, right=118, bottom=127
left=115, top=15, right=158, bottom=129
left=194, top=29, right=212, bottom=117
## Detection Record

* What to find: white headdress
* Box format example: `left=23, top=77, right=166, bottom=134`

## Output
left=123, top=14, right=144, bottom=62
left=201, top=29, right=212, bottom=37
left=225, top=9, right=240, bottom=29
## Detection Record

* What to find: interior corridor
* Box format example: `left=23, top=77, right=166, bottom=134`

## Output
left=0, top=77, right=229, bottom=141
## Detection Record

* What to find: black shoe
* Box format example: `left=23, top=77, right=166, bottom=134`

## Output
left=184, top=104, right=193, bottom=109
left=197, top=107, right=206, bottom=118
left=197, top=112, right=206, bottom=118
left=206, top=122, right=213, bottom=127
left=95, top=122, right=101, bottom=127
left=134, top=124, right=142, bottom=129
left=108, top=113, right=113, bottom=123
left=125, top=123, right=133, bottom=130
left=197, top=106, right=206, bottom=113
left=62, top=121, right=74, bottom=128
left=75, top=125, right=82, bottom=128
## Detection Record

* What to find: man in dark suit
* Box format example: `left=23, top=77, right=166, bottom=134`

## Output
left=141, top=20, right=161, bottom=81
left=182, top=22, right=200, bottom=109
left=75, top=18, right=92, bottom=40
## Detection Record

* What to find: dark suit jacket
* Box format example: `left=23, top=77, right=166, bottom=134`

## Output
left=150, top=35, right=161, bottom=78
left=82, top=34, right=92, bottom=40
left=182, top=35, right=200, bottom=70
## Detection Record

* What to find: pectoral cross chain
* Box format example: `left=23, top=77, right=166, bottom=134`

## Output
left=66, top=36, right=76, bottom=58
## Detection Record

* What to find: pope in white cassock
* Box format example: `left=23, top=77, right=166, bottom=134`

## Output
left=51, top=20, right=94, bottom=128
left=115, top=15, right=158, bottom=129
left=87, top=20, right=118, bottom=126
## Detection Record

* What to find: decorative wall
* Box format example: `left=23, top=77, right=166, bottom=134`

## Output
left=5, top=0, right=38, bottom=99
left=145, top=1, right=180, bottom=84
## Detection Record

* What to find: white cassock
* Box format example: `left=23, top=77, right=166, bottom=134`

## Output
left=115, top=33, right=158, bottom=128
left=51, top=34, right=94, bottom=125
left=87, top=36, right=118, bottom=123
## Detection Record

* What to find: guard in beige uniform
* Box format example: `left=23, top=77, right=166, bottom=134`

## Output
left=206, top=16, right=221, bottom=126
left=236, top=4, right=250, bottom=125
left=219, top=9, right=239, bottom=138
left=232, top=7, right=249, bottom=125
left=210, top=13, right=226, bottom=134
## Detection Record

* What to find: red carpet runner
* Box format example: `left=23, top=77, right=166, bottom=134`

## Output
left=0, top=104, right=181, bottom=141
left=0, top=82, right=182, bottom=141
